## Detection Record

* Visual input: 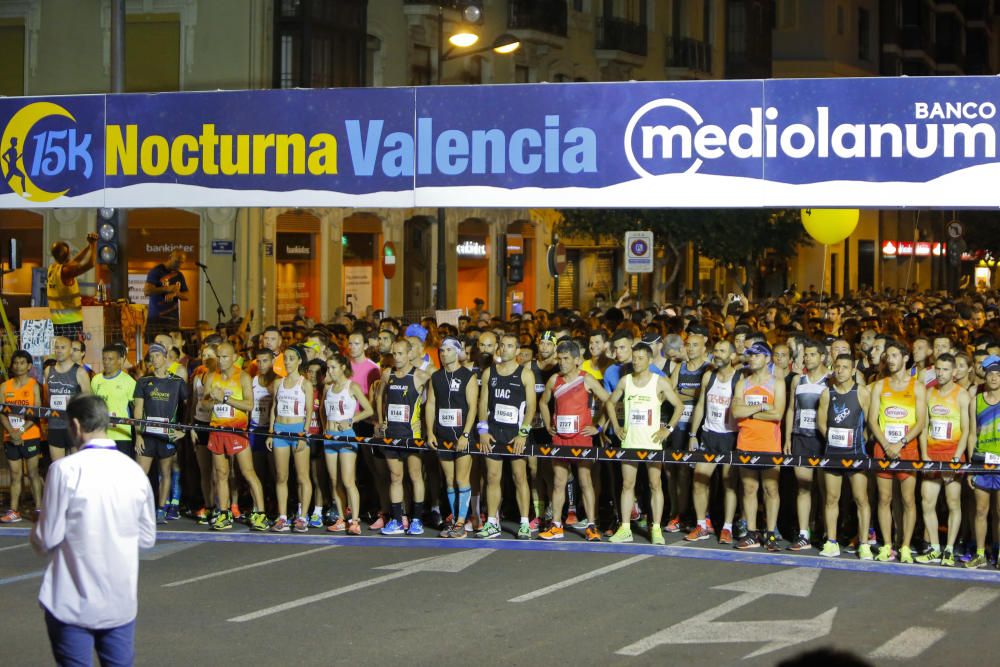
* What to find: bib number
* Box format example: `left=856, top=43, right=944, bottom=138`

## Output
left=930, top=419, right=953, bottom=441
left=628, top=408, right=652, bottom=427
left=535, top=383, right=545, bottom=395
left=146, top=416, right=168, bottom=436
left=213, top=403, right=235, bottom=420
left=679, top=404, right=694, bottom=424
left=7, top=415, right=24, bottom=430
left=798, top=409, right=816, bottom=430
left=827, top=427, right=853, bottom=449
left=277, top=398, right=299, bottom=418
left=884, top=424, right=907, bottom=444
left=438, top=409, right=462, bottom=428
left=745, top=394, right=767, bottom=408
left=556, top=415, right=580, bottom=435
left=708, top=405, right=725, bottom=425
left=387, top=404, right=410, bottom=423
left=50, top=394, right=68, bottom=411
left=494, top=404, right=519, bottom=425
left=985, top=452, right=1000, bottom=465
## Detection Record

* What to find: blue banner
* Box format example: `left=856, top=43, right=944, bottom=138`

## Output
left=1, top=77, right=999, bottom=208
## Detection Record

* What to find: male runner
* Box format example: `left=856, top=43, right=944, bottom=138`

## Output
left=134, top=343, right=190, bottom=524
left=916, top=353, right=969, bottom=566
left=44, top=336, right=91, bottom=461
left=868, top=340, right=926, bottom=563
left=538, top=340, right=609, bottom=541
left=90, top=344, right=136, bottom=458
left=817, top=354, right=872, bottom=559
left=605, top=342, right=683, bottom=545
left=783, top=339, right=828, bottom=551
left=666, top=325, right=710, bottom=532
left=0, top=351, right=43, bottom=523
left=476, top=334, right=537, bottom=539
left=967, top=355, right=1000, bottom=568
left=530, top=331, right=559, bottom=529
left=426, top=337, right=478, bottom=538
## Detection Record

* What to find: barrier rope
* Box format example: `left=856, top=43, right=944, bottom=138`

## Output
left=0, top=401, right=995, bottom=472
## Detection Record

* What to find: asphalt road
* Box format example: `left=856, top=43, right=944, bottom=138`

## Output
left=3, top=520, right=999, bottom=666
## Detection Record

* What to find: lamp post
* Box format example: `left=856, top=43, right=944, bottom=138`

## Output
left=434, top=4, right=520, bottom=310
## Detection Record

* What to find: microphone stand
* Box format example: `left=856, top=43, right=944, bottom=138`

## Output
left=197, top=264, right=226, bottom=325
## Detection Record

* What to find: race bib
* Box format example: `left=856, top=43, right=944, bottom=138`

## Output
left=277, top=398, right=299, bottom=418
left=930, top=419, right=953, bottom=441
left=745, top=394, right=767, bottom=407
left=679, top=404, right=694, bottom=424
left=213, top=403, right=235, bottom=420
left=387, top=404, right=410, bottom=423
left=556, top=415, right=580, bottom=435
left=827, top=427, right=853, bottom=449
left=535, top=383, right=545, bottom=395
left=884, top=424, right=907, bottom=444
left=7, top=415, right=24, bottom=430
left=985, top=452, right=1000, bottom=465
left=494, top=404, right=519, bottom=425
left=50, top=394, right=68, bottom=411
left=146, top=416, right=168, bottom=435
left=798, top=409, right=816, bottom=430
left=628, top=407, right=652, bottom=427
left=708, top=405, right=726, bottom=425
left=438, top=408, right=462, bottom=428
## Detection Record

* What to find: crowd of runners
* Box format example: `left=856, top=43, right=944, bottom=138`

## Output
left=6, top=287, right=1000, bottom=569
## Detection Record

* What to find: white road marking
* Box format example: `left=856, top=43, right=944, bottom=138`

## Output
left=0, top=542, right=29, bottom=553
left=163, top=545, right=338, bottom=587
left=869, top=627, right=946, bottom=660
left=140, top=542, right=201, bottom=561
left=509, top=555, right=652, bottom=603
left=937, top=586, right=1000, bottom=613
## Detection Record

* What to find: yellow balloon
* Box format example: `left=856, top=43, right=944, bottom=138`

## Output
left=800, top=208, right=859, bottom=245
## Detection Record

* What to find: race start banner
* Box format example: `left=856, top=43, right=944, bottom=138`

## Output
left=1, top=77, right=998, bottom=209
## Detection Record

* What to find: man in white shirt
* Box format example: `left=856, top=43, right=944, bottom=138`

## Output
left=31, top=394, right=156, bottom=666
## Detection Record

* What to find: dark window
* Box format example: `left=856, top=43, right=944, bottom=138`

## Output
left=858, top=7, right=871, bottom=61
left=515, top=65, right=530, bottom=83
left=273, top=0, right=366, bottom=89
left=857, top=240, right=875, bottom=291
left=411, top=45, right=431, bottom=86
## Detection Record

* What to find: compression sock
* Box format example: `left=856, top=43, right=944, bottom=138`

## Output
left=413, top=501, right=425, bottom=518
left=457, top=487, right=471, bottom=523
left=170, top=469, right=182, bottom=505
left=447, top=488, right=457, bottom=518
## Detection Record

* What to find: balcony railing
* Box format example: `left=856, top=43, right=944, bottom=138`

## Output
left=665, top=36, right=712, bottom=73
left=595, top=16, right=647, bottom=56
left=508, top=0, right=568, bottom=37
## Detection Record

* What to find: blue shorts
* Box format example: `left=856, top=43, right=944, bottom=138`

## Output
left=272, top=422, right=305, bottom=448
left=324, top=429, right=358, bottom=453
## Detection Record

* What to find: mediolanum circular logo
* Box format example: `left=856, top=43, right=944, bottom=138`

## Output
left=624, top=98, right=706, bottom=178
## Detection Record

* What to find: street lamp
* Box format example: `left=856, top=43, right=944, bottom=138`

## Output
left=434, top=4, right=520, bottom=311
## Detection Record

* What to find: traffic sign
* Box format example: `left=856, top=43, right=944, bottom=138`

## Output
left=382, top=241, right=397, bottom=279
left=211, top=240, right=234, bottom=255
left=625, top=231, right=654, bottom=273
left=547, top=242, right=567, bottom=278
left=947, top=221, right=964, bottom=239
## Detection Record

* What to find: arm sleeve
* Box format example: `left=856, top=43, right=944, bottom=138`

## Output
left=30, top=465, right=67, bottom=556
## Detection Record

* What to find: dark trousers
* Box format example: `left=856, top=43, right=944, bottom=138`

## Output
left=44, top=608, right=136, bottom=666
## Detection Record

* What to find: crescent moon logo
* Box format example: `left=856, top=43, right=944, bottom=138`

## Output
left=1, top=101, right=75, bottom=202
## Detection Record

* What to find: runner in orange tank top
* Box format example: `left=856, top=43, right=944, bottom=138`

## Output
left=0, top=351, right=43, bottom=523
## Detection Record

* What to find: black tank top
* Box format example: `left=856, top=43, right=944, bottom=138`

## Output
left=385, top=369, right=422, bottom=439
left=431, top=366, right=473, bottom=441
left=674, top=360, right=708, bottom=430
left=487, top=364, right=527, bottom=444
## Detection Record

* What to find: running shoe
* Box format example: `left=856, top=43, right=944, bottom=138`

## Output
left=517, top=523, right=532, bottom=540
left=528, top=517, right=541, bottom=533
left=875, top=545, right=895, bottom=562
left=915, top=548, right=942, bottom=565
left=966, top=554, right=988, bottom=569
left=650, top=524, right=665, bottom=546
left=429, top=509, right=443, bottom=529
left=327, top=518, right=347, bottom=533
left=324, top=508, right=339, bottom=526
left=368, top=514, right=386, bottom=531
left=941, top=549, right=956, bottom=567
left=704, top=517, right=715, bottom=535
left=630, top=504, right=641, bottom=522
left=609, top=525, right=633, bottom=543
left=899, top=545, right=914, bottom=564
left=819, top=541, right=841, bottom=558
left=916, top=543, right=935, bottom=558
left=857, top=544, right=874, bottom=561
left=685, top=525, right=712, bottom=542
left=476, top=522, right=501, bottom=539
left=292, top=515, right=309, bottom=533
left=719, top=528, right=733, bottom=545
left=584, top=525, right=601, bottom=542
left=564, top=511, right=579, bottom=527
left=664, top=516, right=682, bottom=533
left=447, top=523, right=467, bottom=539
left=765, top=533, right=781, bottom=552
left=347, top=520, right=362, bottom=536
left=230, top=504, right=242, bottom=521
left=573, top=514, right=590, bottom=530
left=205, top=508, right=220, bottom=527
left=407, top=517, right=425, bottom=535
left=270, top=516, right=290, bottom=533
left=539, top=525, right=564, bottom=540
left=787, top=536, right=812, bottom=551
left=868, top=527, right=878, bottom=546
left=772, top=527, right=784, bottom=542
left=736, top=532, right=761, bottom=549
left=164, top=504, right=181, bottom=521
left=249, top=511, right=270, bottom=532
left=212, top=510, right=233, bottom=531
left=844, top=537, right=859, bottom=554
left=381, top=518, right=405, bottom=535
left=308, top=512, right=323, bottom=529
left=402, top=516, right=410, bottom=532
left=438, top=522, right=454, bottom=538
left=156, top=508, right=167, bottom=525
left=194, top=507, right=210, bottom=525
left=735, top=518, right=749, bottom=540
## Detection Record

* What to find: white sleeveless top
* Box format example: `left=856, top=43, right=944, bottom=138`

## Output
left=275, top=377, right=307, bottom=419
left=325, top=382, right=358, bottom=424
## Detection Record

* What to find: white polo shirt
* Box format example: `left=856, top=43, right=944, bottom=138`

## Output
left=31, top=438, right=156, bottom=629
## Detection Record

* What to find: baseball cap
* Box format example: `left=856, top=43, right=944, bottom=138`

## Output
left=746, top=341, right=772, bottom=357
left=405, top=323, right=428, bottom=343
left=148, top=343, right=167, bottom=356
left=982, top=354, right=1000, bottom=373
left=641, top=332, right=662, bottom=345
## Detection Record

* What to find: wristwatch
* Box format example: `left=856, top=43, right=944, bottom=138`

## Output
left=461, top=432, right=470, bottom=439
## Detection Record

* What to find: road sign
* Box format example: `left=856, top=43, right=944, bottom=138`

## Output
left=947, top=221, right=964, bottom=239
left=547, top=242, right=567, bottom=278
left=616, top=568, right=836, bottom=659
left=625, top=231, right=654, bottom=274
left=211, top=240, right=233, bottom=255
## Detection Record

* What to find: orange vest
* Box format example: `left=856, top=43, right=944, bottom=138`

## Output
left=737, top=375, right=781, bottom=453
left=3, top=378, right=41, bottom=441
